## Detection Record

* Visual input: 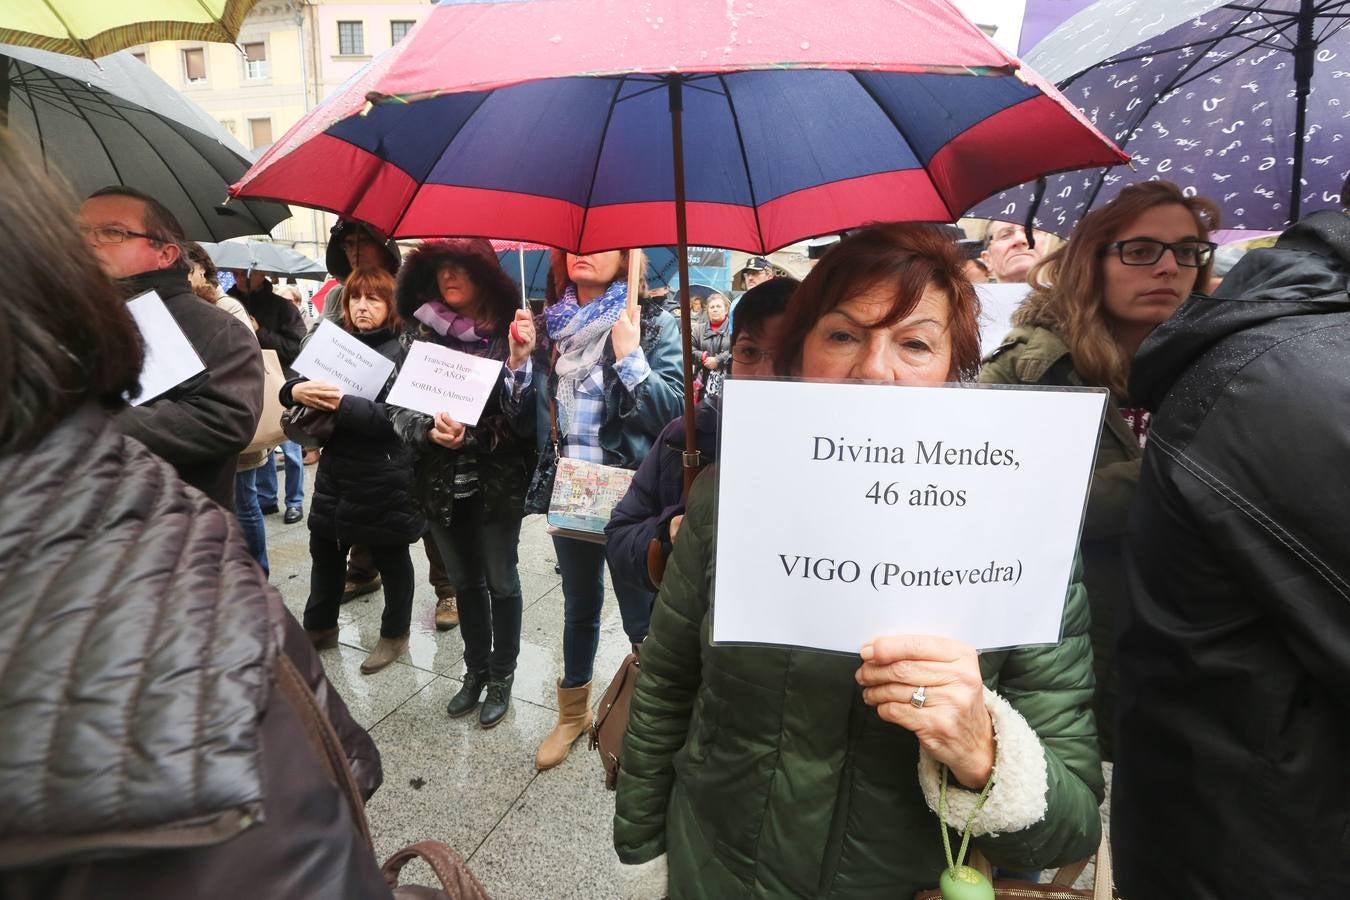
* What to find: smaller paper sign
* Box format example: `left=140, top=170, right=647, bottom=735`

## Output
left=126, top=291, right=205, bottom=406
left=385, top=340, right=504, bottom=426
left=975, top=283, right=1033, bottom=357
left=293, top=320, right=396, bottom=401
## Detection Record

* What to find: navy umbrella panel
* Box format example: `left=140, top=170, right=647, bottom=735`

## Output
left=1, top=44, right=290, bottom=241
left=970, top=0, right=1350, bottom=235
left=238, top=66, right=1125, bottom=253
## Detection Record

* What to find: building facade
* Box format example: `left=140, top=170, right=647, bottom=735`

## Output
left=133, top=0, right=433, bottom=260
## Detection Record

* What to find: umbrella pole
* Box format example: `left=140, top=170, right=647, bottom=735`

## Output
left=1288, top=0, right=1316, bottom=225
left=1, top=60, right=8, bottom=129
left=668, top=76, right=700, bottom=495
left=518, top=244, right=528, bottom=309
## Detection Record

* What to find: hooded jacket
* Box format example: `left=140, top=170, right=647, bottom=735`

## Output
left=388, top=240, right=537, bottom=527
left=0, top=407, right=387, bottom=899
left=321, top=221, right=402, bottom=329
left=114, top=266, right=264, bottom=510
left=1114, top=209, right=1350, bottom=899
left=228, top=278, right=307, bottom=373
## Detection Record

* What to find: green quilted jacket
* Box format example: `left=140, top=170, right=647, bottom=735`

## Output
left=978, top=324, right=1143, bottom=762
left=614, top=470, right=1104, bottom=899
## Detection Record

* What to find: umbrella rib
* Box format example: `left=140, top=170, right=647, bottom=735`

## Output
left=99, top=102, right=218, bottom=238
left=846, top=71, right=955, bottom=222
left=12, top=63, right=51, bottom=167
left=1099, top=17, right=1297, bottom=67
left=42, top=68, right=125, bottom=184
left=387, top=90, right=496, bottom=236
left=574, top=75, right=628, bottom=254
left=716, top=73, right=766, bottom=254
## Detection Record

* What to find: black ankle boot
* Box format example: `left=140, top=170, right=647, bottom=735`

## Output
left=446, top=670, right=489, bottom=718
left=479, top=674, right=514, bottom=728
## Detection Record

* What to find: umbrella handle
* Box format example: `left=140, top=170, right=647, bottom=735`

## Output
left=626, top=248, right=644, bottom=313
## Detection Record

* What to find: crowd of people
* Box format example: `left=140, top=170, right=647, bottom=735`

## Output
left=2, top=119, right=1349, bottom=899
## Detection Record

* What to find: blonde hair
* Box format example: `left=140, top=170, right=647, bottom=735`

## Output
left=1014, top=181, right=1219, bottom=399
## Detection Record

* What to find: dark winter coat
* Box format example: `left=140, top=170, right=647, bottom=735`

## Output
left=614, top=471, right=1104, bottom=897
left=387, top=241, right=537, bottom=527
left=532, top=298, right=685, bottom=472
left=0, top=406, right=388, bottom=899
left=114, top=266, right=264, bottom=511
left=691, top=316, right=732, bottom=396
left=1114, top=209, right=1350, bottom=900
left=282, top=326, right=423, bottom=546
left=230, top=280, right=307, bottom=372
left=604, top=395, right=719, bottom=593
left=978, top=325, right=1142, bottom=761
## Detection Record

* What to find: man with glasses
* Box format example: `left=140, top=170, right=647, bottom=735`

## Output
left=78, top=186, right=263, bottom=511
left=1114, top=189, right=1350, bottom=897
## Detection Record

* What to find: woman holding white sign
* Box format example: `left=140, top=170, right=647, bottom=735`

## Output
left=614, top=225, right=1103, bottom=897
left=979, top=180, right=1219, bottom=761
left=527, top=249, right=684, bottom=771
left=388, top=239, right=538, bottom=729
left=285, top=268, right=425, bottom=675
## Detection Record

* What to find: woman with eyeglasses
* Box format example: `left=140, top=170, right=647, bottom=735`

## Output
left=979, top=180, right=1220, bottom=763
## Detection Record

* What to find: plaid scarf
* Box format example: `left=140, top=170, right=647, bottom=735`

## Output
left=544, top=281, right=628, bottom=435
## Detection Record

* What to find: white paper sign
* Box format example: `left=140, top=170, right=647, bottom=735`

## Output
left=125, top=291, right=205, bottom=406
left=293, top=319, right=396, bottom=401
left=384, top=340, right=504, bottom=426
left=712, top=379, right=1107, bottom=653
left=975, top=282, right=1033, bottom=357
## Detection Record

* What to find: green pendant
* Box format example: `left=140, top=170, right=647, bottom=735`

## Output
left=938, top=865, right=994, bottom=900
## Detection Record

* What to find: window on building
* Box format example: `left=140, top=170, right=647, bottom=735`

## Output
left=338, top=21, right=365, bottom=56
left=243, top=42, right=269, bottom=80
left=132, top=51, right=146, bottom=64
left=390, top=20, right=415, bottom=44
left=182, top=47, right=207, bottom=84
left=248, top=117, right=273, bottom=151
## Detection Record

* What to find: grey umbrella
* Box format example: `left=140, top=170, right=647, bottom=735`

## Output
left=1, top=43, right=290, bottom=240
left=969, top=0, right=1349, bottom=234
left=202, top=239, right=328, bottom=280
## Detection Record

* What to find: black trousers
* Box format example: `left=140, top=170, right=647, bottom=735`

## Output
left=305, top=534, right=414, bottom=639
left=429, top=495, right=524, bottom=679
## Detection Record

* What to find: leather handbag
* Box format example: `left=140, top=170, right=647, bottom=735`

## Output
left=590, top=649, right=641, bottom=790
left=912, top=832, right=1114, bottom=900
left=243, top=349, right=287, bottom=455
left=275, top=654, right=489, bottom=899
left=281, top=403, right=337, bottom=449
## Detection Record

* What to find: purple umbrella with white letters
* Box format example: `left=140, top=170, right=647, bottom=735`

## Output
left=971, top=0, right=1350, bottom=235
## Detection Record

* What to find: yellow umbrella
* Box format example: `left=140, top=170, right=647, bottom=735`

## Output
left=0, top=1, right=260, bottom=59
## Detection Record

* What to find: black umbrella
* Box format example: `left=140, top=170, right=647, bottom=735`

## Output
left=1, top=43, right=290, bottom=240
left=970, top=0, right=1349, bottom=234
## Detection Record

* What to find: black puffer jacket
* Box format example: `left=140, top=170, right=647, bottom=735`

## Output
left=1115, top=209, right=1350, bottom=899
left=282, top=326, right=424, bottom=546
left=0, top=406, right=387, bottom=898
left=388, top=241, right=537, bottom=527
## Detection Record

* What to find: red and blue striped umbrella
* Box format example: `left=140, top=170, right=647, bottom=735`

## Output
left=230, top=0, right=1126, bottom=254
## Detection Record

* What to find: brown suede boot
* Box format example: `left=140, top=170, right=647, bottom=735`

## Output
left=534, top=680, right=593, bottom=771
left=360, top=635, right=409, bottom=674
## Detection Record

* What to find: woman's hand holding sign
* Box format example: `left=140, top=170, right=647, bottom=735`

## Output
left=428, top=412, right=468, bottom=449
left=293, top=380, right=344, bottom=411
left=856, top=634, right=995, bottom=790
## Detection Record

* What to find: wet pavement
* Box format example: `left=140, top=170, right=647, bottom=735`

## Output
left=267, top=465, right=633, bottom=898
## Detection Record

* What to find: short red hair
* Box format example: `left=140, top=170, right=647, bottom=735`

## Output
left=343, top=267, right=401, bottom=332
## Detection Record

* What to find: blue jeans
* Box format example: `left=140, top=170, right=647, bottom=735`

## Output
left=553, top=534, right=654, bottom=688
left=234, top=468, right=269, bottom=577
left=257, top=441, right=304, bottom=510
left=430, top=497, right=525, bottom=679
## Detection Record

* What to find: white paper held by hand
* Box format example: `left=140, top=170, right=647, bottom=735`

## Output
left=711, top=379, right=1108, bottom=653
left=293, top=320, right=396, bottom=401
left=125, top=291, right=205, bottom=406
left=385, top=340, right=504, bottom=426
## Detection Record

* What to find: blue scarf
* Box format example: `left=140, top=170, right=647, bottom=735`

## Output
left=544, top=281, right=630, bottom=435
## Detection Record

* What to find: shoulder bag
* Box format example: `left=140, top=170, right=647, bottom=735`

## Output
left=243, top=349, right=287, bottom=455
left=912, top=832, right=1114, bottom=900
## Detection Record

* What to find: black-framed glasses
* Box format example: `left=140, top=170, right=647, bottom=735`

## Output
left=1100, top=238, right=1216, bottom=268
left=731, top=345, right=771, bottom=367
left=78, top=224, right=162, bottom=246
